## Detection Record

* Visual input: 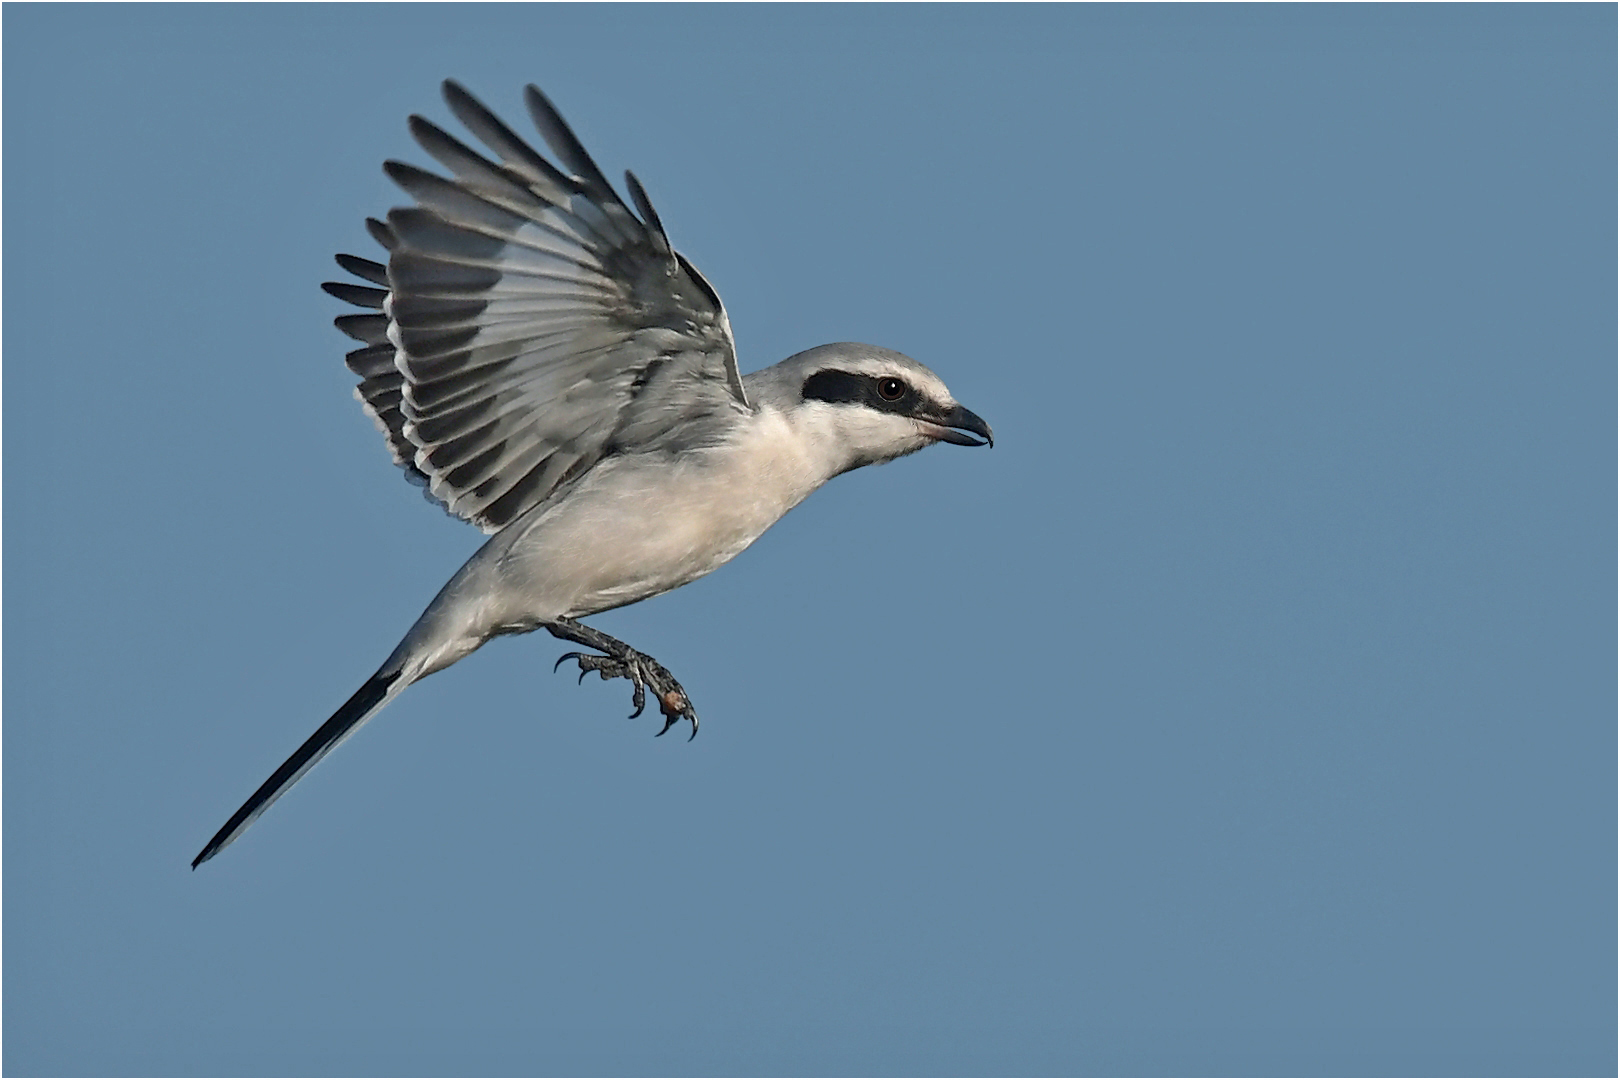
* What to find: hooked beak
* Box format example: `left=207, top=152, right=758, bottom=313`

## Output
left=919, top=403, right=994, bottom=448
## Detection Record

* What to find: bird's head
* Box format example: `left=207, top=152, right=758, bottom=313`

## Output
left=761, top=343, right=993, bottom=478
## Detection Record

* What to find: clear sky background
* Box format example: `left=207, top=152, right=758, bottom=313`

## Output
left=4, top=5, right=1613, bottom=1076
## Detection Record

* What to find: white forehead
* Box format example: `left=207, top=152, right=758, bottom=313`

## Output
left=792, top=343, right=956, bottom=402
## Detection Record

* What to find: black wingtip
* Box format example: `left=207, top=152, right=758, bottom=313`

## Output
left=364, top=217, right=397, bottom=252
left=382, top=158, right=424, bottom=188
left=522, top=83, right=557, bottom=122
left=522, top=84, right=617, bottom=200
left=322, top=280, right=388, bottom=308
left=440, top=82, right=497, bottom=141
left=623, top=170, right=671, bottom=256
left=334, top=253, right=388, bottom=286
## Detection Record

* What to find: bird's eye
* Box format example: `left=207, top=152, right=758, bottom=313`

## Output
left=876, top=377, right=906, bottom=402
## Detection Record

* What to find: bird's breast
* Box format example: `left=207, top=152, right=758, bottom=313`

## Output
left=493, top=409, right=832, bottom=618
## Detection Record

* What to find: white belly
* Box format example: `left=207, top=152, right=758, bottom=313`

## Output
left=484, top=410, right=828, bottom=620
left=391, top=407, right=837, bottom=678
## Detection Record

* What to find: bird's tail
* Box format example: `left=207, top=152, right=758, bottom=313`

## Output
left=191, top=666, right=410, bottom=868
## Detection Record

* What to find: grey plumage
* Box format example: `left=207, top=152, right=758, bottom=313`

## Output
left=193, top=81, right=991, bottom=868
left=374, top=86, right=746, bottom=532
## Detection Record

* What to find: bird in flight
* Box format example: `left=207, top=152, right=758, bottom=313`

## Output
left=193, top=81, right=992, bottom=868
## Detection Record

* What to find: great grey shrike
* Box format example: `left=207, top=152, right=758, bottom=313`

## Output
left=192, top=81, right=992, bottom=867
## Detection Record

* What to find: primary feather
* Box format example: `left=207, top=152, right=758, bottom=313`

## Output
left=328, top=80, right=748, bottom=533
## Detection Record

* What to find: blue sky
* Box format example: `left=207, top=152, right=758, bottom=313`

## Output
left=5, top=5, right=1613, bottom=1076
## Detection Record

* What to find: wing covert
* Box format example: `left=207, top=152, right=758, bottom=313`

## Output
left=322, top=81, right=749, bottom=532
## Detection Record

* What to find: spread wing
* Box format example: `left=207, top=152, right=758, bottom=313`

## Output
left=323, top=81, right=750, bottom=533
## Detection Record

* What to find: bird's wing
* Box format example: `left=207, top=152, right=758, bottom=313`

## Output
left=323, top=81, right=750, bottom=533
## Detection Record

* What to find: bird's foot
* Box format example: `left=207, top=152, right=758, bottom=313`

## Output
left=545, top=619, right=699, bottom=738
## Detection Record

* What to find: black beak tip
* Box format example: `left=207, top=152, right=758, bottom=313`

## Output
left=954, top=405, right=993, bottom=448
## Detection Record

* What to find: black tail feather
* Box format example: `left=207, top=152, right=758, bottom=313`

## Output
left=191, top=670, right=399, bottom=868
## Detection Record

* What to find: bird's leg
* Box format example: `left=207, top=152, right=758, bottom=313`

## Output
left=544, top=618, right=699, bottom=738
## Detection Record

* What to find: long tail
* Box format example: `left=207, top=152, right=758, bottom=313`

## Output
left=191, top=667, right=409, bottom=868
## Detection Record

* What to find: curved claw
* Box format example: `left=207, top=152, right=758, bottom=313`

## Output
left=544, top=623, right=701, bottom=740
left=653, top=693, right=699, bottom=740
